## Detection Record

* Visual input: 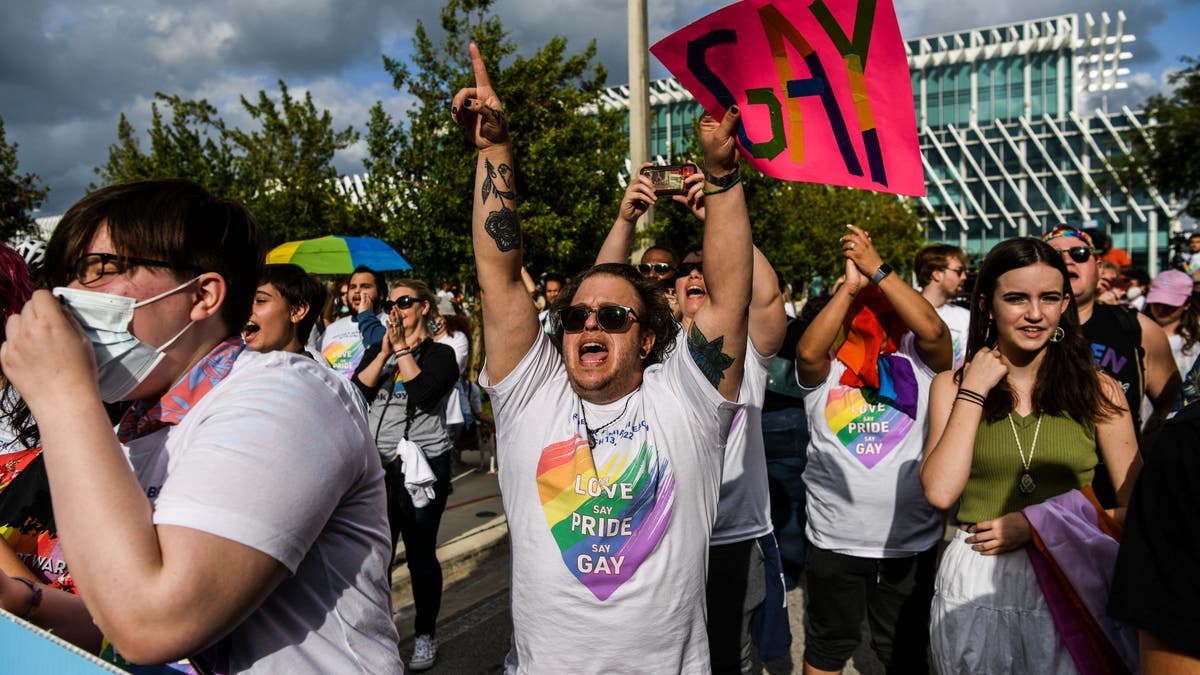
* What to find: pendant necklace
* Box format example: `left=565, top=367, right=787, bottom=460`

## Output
left=1007, top=412, right=1043, bottom=495
left=580, top=395, right=633, bottom=449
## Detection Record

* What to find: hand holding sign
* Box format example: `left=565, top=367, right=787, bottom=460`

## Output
left=651, top=0, right=923, bottom=196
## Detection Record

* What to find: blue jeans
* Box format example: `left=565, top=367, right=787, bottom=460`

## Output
left=761, top=406, right=809, bottom=589
left=385, top=451, right=452, bottom=636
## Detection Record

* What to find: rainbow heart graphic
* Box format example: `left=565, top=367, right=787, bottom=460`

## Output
left=536, top=435, right=673, bottom=600
left=824, top=384, right=914, bottom=469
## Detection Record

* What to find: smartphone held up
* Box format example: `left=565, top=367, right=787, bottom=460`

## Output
left=640, top=163, right=698, bottom=196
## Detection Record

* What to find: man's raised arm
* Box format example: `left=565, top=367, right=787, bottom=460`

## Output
left=688, top=108, right=752, bottom=402
left=452, top=43, right=540, bottom=383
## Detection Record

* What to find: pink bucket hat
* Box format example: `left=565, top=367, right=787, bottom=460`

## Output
left=1146, top=269, right=1194, bottom=307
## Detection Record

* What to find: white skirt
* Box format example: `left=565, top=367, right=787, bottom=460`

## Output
left=929, top=529, right=1078, bottom=674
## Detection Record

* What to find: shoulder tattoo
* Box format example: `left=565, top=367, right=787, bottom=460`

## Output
left=688, top=324, right=735, bottom=387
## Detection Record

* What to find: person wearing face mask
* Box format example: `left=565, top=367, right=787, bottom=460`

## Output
left=351, top=279, right=458, bottom=671
left=0, top=180, right=402, bottom=673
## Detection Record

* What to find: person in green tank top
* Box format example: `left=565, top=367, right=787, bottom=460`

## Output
left=920, top=237, right=1142, bottom=674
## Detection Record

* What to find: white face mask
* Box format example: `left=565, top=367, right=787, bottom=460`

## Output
left=53, top=276, right=200, bottom=402
left=1125, top=286, right=1143, bottom=300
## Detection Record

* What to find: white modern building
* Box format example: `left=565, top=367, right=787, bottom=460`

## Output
left=601, top=12, right=1182, bottom=271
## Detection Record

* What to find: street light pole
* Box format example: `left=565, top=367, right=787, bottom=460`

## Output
left=628, top=0, right=652, bottom=243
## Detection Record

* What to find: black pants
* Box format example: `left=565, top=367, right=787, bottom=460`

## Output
left=385, top=452, right=452, bottom=637
left=803, top=543, right=936, bottom=674
left=706, top=539, right=766, bottom=674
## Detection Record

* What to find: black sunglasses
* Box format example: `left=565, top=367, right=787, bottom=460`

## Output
left=557, top=304, right=640, bottom=333
left=674, top=262, right=703, bottom=279
left=72, top=253, right=203, bottom=286
left=1058, top=246, right=1093, bottom=263
left=637, top=262, right=676, bottom=276
left=382, top=295, right=422, bottom=312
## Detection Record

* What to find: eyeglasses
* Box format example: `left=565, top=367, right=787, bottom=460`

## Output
left=1057, top=246, right=1093, bottom=264
left=72, top=253, right=203, bottom=286
left=944, top=266, right=966, bottom=276
left=637, top=262, right=676, bottom=276
left=382, top=295, right=422, bottom=312
left=557, top=304, right=640, bottom=333
left=674, top=262, right=703, bottom=279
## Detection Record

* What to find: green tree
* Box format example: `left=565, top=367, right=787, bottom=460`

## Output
left=363, top=0, right=625, bottom=284
left=0, top=116, right=49, bottom=242
left=1127, top=55, right=1200, bottom=218
left=96, top=82, right=369, bottom=247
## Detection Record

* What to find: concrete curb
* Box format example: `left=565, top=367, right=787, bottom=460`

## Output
left=390, top=515, right=509, bottom=612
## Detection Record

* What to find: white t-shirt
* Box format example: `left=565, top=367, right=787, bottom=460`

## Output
left=710, top=337, right=774, bottom=546
left=800, top=335, right=941, bottom=558
left=320, top=312, right=386, bottom=378
left=936, top=303, right=971, bottom=371
left=481, top=330, right=737, bottom=674
left=123, top=350, right=401, bottom=674
left=435, top=329, right=471, bottom=426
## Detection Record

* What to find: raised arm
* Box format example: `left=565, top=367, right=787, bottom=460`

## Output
left=749, top=247, right=787, bottom=357
left=689, top=109, right=752, bottom=402
left=841, top=225, right=951, bottom=372
left=595, top=163, right=657, bottom=266
left=673, top=175, right=785, bottom=357
left=796, top=260, right=859, bottom=387
left=452, top=43, right=540, bottom=383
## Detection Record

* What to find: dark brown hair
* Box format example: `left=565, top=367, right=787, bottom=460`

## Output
left=44, top=179, right=264, bottom=335
left=549, top=263, right=678, bottom=366
left=964, top=237, right=1120, bottom=423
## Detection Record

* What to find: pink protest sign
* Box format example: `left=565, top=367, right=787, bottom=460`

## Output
left=650, top=0, right=924, bottom=196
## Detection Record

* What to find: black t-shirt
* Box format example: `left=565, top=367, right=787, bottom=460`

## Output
left=1107, top=402, right=1200, bottom=658
left=1083, top=304, right=1144, bottom=508
left=0, top=448, right=75, bottom=591
left=1082, top=304, right=1144, bottom=425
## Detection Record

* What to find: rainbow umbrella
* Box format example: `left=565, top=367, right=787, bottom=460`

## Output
left=266, top=235, right=412, bottom=274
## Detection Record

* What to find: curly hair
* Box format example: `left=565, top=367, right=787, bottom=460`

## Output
left=0, top=243, right=36, bottom=448
left=548, top=263, right=679, bottom=367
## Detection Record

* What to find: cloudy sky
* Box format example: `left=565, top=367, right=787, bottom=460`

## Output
left=4, top=0, right=1197, bottom=216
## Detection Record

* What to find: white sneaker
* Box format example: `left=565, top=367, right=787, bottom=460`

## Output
left=410, top=633, right=437, bottom=671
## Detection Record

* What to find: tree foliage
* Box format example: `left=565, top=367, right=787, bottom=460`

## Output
left=363, top=0, right=625, bottom=284
left=96, top=82, right=371, bottom=247
left=0, top=116, right=49, bottom=242
left=1128, top=55, right=1200, bottom=219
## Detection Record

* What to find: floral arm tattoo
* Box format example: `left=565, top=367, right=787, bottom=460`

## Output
left=688, top=324, right=735, bottom=387
left=481, top=157, right=519, bottom=252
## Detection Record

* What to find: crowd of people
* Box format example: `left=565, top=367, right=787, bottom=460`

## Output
left=0, top=44, right=1196, bottom=675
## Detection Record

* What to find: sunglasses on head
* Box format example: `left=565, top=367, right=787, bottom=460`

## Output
left=637, top=262, right=675, bottom=276
left=381, top=295, right=421, bottom=312
left=674, top=262, right=703, bottom=279
left=1059, top=246, right=1093, bottom=263
left=557, top=304, right=640, bottom=333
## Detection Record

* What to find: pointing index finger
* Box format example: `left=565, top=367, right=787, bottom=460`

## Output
left=469, top=43, right=492, bottom=90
